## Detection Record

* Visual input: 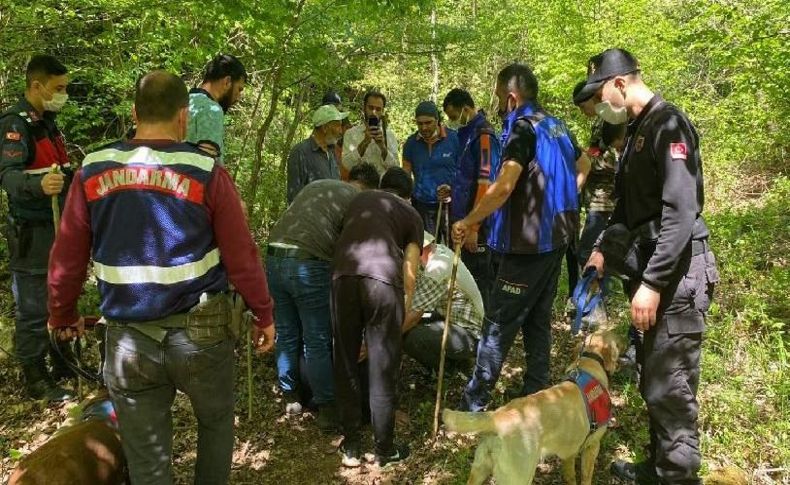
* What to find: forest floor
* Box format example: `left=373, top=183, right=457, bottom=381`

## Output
left=0, top=292, right=778, bottom=484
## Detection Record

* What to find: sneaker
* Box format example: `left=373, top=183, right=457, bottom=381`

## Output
left=374, top=443, right=410, bottom=469
left=283, top=391, right=303, bottom=416
left=339, top=440, right=361, bottom=468
left=619, top=345, right=638, bottom=368
left=610, top=460, right=659, bottom=484
left=564, top=297, right=577, bottom=318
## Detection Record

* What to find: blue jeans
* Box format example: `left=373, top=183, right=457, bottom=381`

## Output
left=460, top=248, right=565, bottom=411
left=266, top=256, right=334, bottom=405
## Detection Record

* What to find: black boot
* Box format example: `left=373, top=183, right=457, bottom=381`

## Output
left=49, top=341, right=77, bottom=381
left=22, top=362, right=74, bottom=403
left=610, top=460, right=660, bottom=484
left=316, top=403, right=339, bottom=432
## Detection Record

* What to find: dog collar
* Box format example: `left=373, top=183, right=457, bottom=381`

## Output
left=581, top=351, right=608, bottom=375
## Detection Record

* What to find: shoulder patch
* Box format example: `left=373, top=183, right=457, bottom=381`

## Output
left=5, top=132, right=21, bottom=142
left=670, top=142, right=687, bottom=160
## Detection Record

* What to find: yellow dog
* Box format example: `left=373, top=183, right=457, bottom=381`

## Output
left=443, top=329, right=625, bottom=485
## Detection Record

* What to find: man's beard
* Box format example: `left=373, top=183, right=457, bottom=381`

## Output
left=218, top=91, right=233, bottom=113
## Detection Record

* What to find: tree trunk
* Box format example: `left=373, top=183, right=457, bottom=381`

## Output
left=279, top=84, right=308, bottom=173
left=243, top=0, right=308, bottom=220
left=430, top=8, right=440, bottom=102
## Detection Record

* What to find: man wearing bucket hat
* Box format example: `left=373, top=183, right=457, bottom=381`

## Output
left=581, top=48, right=719, bottom=485
left=286, top=104, right=348, bottom=203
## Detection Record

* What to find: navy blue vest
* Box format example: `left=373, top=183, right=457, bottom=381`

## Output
left=450, top=113, right=500, bottom=225
left=80, top=141, right=228, bottom=321
left=488, top=104, right=579, bottom=254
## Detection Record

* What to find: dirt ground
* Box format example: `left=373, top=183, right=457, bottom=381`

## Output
left=1, top=310, right=658, bottom=484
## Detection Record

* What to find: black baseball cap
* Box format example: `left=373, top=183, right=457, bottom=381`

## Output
left=572, top=80, right=593, bottom=105
left=574, top=48, right=640, bottom=105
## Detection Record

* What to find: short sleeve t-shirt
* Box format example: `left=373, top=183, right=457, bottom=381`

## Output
left=268, top=179, right=360, bottom=261
left=332, top=190, right=424, bottom=288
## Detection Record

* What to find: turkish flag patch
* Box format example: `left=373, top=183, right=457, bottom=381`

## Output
left=5, top=132, right=21, bottom=142
left=670, top=142, right=688, bottom=160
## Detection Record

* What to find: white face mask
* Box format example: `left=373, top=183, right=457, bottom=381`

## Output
left=42, top=87, right=69, bottom=112
left=446, top=110, right=471, bottom=130
left=595, top=101, right=628, bottom=124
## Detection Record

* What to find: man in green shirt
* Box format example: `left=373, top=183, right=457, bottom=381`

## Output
left=187, top=54, right=247, bottom=164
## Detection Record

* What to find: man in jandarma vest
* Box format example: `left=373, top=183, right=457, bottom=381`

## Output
left=0, top=54, right=74, bottom=402
left=452, top=63, right=588, bottom=411
left=47, top=70, right=275, bottom=485
left=581, top=48, right=719, bottom=485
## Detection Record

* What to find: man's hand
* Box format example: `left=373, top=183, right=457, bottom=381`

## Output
left=631, top=284, right=661, bottom=331
left=585, top=249, right=605, bottom=278
left=452, top=218, right=471, bottom=245
left=436, top=184, right=451, bottom=203
left=48, top=317, right=85, bottom=342
left=464, top=229, right=479, bottom=253
left=252, top=324, right=275, bottom=354
left=41, top=172, right=65, bottom=195
left=370, top=125, right=385, bottom=145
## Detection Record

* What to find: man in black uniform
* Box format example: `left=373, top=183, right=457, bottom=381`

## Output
left=0, top=55, right=73, bottom=402
left=581, top=49, right=719, bottom=485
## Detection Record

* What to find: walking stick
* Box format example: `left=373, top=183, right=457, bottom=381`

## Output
left=50, top=164, right=82, bottom=399
left=432, top=242, right=463, bottom=439
left=434, top=200, right=444, bottom=243
left=247, top=322, right=253, bottom=421
left=50, top=164, right=61, bottom=236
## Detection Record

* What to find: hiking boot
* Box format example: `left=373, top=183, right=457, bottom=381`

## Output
left=316, top=403, right=339, bottom=432
left=610, top=460, right=659, bottom=484
left=283, top=391, right=303, bottom=416
left=374, top=443, right=410, bottom=469
left=49, top=342, right=77, bottom=381
left=23, top=364, right=74, bottom=403
left=339, top=439, right=361, bottom=468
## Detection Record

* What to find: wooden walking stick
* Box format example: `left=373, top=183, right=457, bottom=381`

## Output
left=432, top=242, right=463, bottom=439
left=434, top=200, right=444, bottom=243
left=247, top=323, right=253, bottom=420
left=50, top=164, right=61, bottom=236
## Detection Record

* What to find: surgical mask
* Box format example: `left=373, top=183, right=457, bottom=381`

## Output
left=41, top=85, right=68, bottom=112
left=446, top=110, right=471, bottom=130
left=595, top=101, right=628, bottom=124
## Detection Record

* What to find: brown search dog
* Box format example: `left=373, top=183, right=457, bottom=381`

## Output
left=443, top=329, right=625, bottom=485
left=9, top=390, right=126, bottom=485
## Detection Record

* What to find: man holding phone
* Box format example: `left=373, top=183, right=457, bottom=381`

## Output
left=342, top=90, right=399, bottom=176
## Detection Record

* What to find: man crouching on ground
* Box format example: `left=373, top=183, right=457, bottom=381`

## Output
left=47, top=70, right=275, bottom=485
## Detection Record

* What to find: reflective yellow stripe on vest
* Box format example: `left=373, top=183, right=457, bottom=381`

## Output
left=94, top=248, right=220, bottom=285
left=82, top=147, right=215, bottom=172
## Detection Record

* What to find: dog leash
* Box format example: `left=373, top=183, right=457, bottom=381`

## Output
left=49, top=317, right=105, bottom=384
left=572, top=268, right=606, bottom=336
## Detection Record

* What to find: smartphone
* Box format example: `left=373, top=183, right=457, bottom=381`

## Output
left=367, top=116, right=380, bottom=127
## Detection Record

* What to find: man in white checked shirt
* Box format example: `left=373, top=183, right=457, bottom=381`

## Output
left=402, top=232, right=484, bottom=371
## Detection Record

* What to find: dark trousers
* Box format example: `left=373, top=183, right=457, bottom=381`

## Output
left=636, top=245, right=717, bottom=484
left=11, top=272, right=49, bottom=366
left=577, top=210, right=611, bottom=265
left=331, top=275, right=403, bottom=455
left=461, top=247, right=565, bottom=411
left=104, top=326, right=235, bottom=485
left=413, top=199, right=448, bottom=244
left=403, top=317, right=477, bottom=371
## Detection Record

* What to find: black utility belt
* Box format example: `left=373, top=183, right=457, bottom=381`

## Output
left=267, top=245, right=322, bottom=261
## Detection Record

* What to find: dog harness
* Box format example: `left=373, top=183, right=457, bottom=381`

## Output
left=567, top=355, right=612, bottom=431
